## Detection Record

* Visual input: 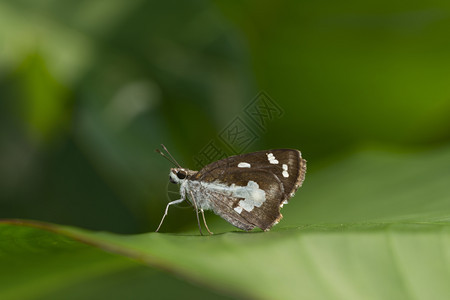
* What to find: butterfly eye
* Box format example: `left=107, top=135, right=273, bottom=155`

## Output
left=177, top=171, right=186, bottom=179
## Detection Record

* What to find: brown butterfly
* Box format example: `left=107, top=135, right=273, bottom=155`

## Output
left=156, top=145, right=306, bottom=235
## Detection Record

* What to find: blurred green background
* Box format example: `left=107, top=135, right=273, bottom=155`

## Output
left=1, top=1, right=450, bottom=298
left=1, top=0, right=450, bottom=233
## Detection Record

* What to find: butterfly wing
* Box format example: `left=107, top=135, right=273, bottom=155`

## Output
left=191, top=149, right=306, bottom=231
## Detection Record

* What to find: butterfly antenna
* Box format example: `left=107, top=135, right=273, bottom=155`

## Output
left=161, top=144, right=181, bottom=168
left=155, top=148, right=179, bottom=167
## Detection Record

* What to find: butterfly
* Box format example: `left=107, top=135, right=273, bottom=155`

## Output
left=156, top=145, right=306, bottom=235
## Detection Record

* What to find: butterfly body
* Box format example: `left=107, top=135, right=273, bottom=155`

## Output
left=160, top=148, right=306, bottom=233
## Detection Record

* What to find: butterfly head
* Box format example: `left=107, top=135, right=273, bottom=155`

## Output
left=169, top=168, right=196, bottom=184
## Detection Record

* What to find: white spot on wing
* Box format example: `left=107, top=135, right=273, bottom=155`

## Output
left=190, top=180, right=267, bottom=214
left=282, top=164, right=289, bottom=177
left=236, top=181, right=266, bottom=213
left=238, top=162, right=251, bottom=168
left=267, top=153, right=279, bottom=164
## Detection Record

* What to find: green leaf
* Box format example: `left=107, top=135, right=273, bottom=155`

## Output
left=0, top=222, right=235, bottom=300
left=2, top=146, right=450, bottom=299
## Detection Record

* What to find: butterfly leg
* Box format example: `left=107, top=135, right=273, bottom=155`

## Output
left=200, top=209, right=213, bottom=235
left=188, top=190, right=204, bottom=236
left=155, top=198, right=185, bottom=232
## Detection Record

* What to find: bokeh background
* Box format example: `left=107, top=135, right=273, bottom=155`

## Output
left=1, top=0, right=450, bottom=297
